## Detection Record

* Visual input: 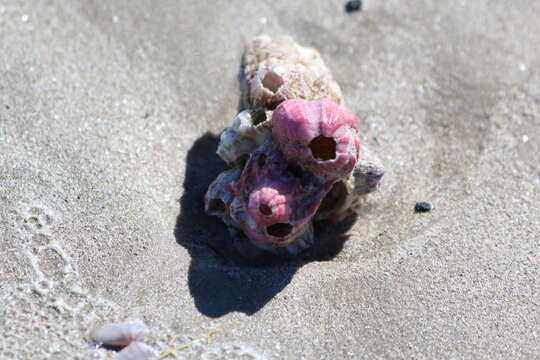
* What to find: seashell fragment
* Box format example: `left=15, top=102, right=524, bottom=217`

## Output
left=241, top=35, right=344, bottom=110
left=88, top=320, right=148, bottom=349
left=217, top=109, right=271, bottom=165
left=315, top=145, right=385, bottom=222
left=115, top=341, right=157, bottom=360
left=206, top=36, right=384, bottom=257
left=352, top=145, right=385, bottom=196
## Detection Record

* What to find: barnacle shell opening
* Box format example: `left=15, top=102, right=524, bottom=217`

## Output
left=205, top=36, right=384, bottom=257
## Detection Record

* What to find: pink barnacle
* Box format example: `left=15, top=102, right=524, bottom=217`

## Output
left=248, top=186, right=291, bottom=226
left=205, top=36, right=384, bottom=257
left=232, top=142, right=334, bottom=248
left=272, top=98, right=359, bottom=179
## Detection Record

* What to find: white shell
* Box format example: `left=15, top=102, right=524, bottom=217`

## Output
left=217, top=109, right=270, bottom=164
left=116, top=341, right=157, bottom=360
left=242, top=35, right=344, bottom=110
left=87, top=320, right=148, bottom=347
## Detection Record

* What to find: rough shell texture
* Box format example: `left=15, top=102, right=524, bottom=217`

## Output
left=352, top=145, right=385, bottom=197
left=233, top=140, right=333, bottom=248
left=272, top=98, right=359, bottom=179
left=206, top=36, right=384, bottom=257
left=216, top=109, right=271, bottom=165
left=315, top=147, right=385, bottom=222
left=241, top=35, right=344, bottom=111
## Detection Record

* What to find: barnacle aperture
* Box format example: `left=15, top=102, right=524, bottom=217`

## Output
left=205, top=36, right=384, bottom=256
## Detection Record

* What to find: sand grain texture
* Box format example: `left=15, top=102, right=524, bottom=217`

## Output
left=1, top=1, right=539, bottom=359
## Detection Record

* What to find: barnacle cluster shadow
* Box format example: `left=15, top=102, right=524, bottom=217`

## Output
left=174, top=133, right=357, bottom=318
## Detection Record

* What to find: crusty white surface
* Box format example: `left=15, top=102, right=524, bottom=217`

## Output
left=217, top=110, right=269, bottom=165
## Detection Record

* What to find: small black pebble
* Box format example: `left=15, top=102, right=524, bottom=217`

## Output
left=345, top=0, right=362, bottom=13
left=415, top=202, right=433, bottom=213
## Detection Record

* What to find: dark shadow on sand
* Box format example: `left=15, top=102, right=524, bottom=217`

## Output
left=174, top=133, right=357, bottom=318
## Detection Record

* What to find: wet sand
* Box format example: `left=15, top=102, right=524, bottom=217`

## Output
left=1, top=1, right=539, bottom=359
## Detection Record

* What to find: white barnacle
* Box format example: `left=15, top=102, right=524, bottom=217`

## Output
left=217, top=110, right=270, bottom=164
left=243, top=36, right=344, bottom=109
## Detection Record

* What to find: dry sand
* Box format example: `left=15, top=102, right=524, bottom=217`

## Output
left=1, top=0, right=539, bottom=359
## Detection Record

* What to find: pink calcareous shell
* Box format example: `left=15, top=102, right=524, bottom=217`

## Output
left=230, top=142, right=334, bottom=248
left=206, top=36, right=384, bottom=256
left=271, top=98, right=360, bottom=179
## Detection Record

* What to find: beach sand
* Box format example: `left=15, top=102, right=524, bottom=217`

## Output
left=1, top=1, right=539, bottom=358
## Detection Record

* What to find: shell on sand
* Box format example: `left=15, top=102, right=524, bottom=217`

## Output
left=217, top=109, right=271, bottom=165
left=315, top=146, right=385, bottom=222
left=115, top=341, right=157, bottom=360
left=207, top=36, right=384, bottom=256
left=241, top=35, right=344, bottom=111
left=87, top=320, right=148, bottom=347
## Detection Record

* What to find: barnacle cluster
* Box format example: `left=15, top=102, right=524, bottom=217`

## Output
left=206, top=36, right=384, bottom=256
